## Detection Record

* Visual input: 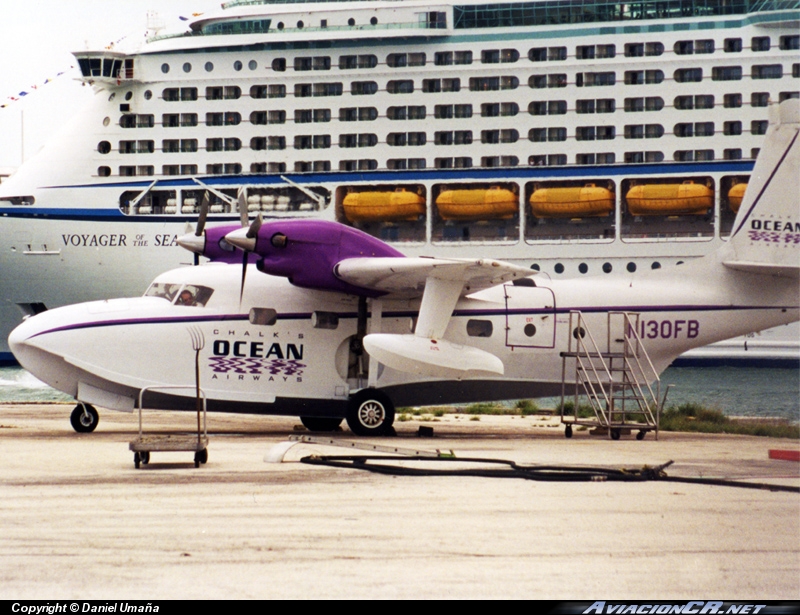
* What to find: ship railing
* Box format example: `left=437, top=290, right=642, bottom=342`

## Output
left=148, top=20, right=439, bottom=43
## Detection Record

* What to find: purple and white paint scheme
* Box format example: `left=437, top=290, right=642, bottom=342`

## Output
left=8, top=101, right=800, bottom=437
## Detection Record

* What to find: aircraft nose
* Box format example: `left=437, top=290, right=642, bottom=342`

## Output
left=224, top=227, right=256, bottom=252
left=8, top=317, right=57, bottom=378
left=176, top=232, right=206, bottom=254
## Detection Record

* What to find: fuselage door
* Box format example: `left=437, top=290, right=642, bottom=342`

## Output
left=504, top=284, right=557, bottom=349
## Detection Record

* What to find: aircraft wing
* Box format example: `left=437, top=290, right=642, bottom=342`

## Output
left=337, top=257, right=535, bottom=379
left=334, top=256, right=535, bottom=297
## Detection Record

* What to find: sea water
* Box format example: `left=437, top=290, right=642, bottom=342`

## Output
left=0, top=366, right=797, bottom=423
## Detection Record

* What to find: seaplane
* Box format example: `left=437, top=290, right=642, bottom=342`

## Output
left=9, top=100, right=800, bottom=437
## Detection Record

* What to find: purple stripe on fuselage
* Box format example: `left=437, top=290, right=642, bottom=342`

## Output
left=25, top=303, right=793, bottom=341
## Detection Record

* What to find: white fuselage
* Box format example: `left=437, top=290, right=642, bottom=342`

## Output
left=9, top=258, right=798, bottom=415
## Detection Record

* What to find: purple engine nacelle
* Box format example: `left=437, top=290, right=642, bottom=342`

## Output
left=240, top=220, right=404, bottom=296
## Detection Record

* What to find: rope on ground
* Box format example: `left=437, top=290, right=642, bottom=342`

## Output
left=300, top=455, right=800, bottom=493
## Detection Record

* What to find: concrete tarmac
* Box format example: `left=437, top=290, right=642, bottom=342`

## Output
left=0, top=403, right=798, bottom=599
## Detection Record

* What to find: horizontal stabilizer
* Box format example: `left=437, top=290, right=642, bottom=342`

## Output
left=335, top=257, right=534, bottom=297
left=364, top=334, right=504, bottom=380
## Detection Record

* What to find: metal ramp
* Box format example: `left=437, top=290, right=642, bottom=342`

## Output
left=560, top=311, right=668, bottom=440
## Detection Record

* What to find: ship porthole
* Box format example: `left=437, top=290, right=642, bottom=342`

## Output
left=205, top=62, right=214, bottom=72
left=98, top=141, right=111, bottom=154
left=578, top=263, right=588, bottom=274
left=161, top=63, right=170, bottom=74
left=554, top=263, right=564, bottom=274
left=248, top=60, right=257, bottom=71
left=297, top=20, right=304, bottom=28
left=627, top=262, right=637, bottom=273
left=651, top=262, right=661, bottom=270
left=144, top=90, right=152, bottom=100
left=348, top=18, right=355, bottom=26
left=370, top=17, right=378, bottom=25
left=183, top=62, right=192, bottom=73
left=125, top=91, right=132, bottom=101
left=530, top=264, right=540, bottom=271
left=602, top=262, right=613, bottom=273
left=234, top=60, right=243, bottom=71
left=102, top=117, right=110, bottom=127
left=277, top=22, right=284, bottom=30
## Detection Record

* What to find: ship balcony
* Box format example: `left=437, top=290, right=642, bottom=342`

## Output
left=74, top=51, right=137, bottom=85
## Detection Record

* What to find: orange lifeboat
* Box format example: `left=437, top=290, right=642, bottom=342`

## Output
left=342, top=188, right=425, bottom=223
left=626, top=181, right=713, bottom=216
left=728, top=183, right=747, bottom=213
left=435, top=187, right=517, bottom=221
left=529, top=184, right=614, bottom=218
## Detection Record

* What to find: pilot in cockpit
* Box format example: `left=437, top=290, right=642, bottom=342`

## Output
left=176, top=290, right=195, bottom=306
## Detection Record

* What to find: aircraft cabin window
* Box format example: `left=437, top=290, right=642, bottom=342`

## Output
left=145, top=283, right=213, bottom=307
left=312, top=312, right=339, bottom=330
left=249, top=308, right=278, bottom=326
left=466, top=320, right=493, bottom=337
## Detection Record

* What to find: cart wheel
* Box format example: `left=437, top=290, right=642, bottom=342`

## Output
left=565, top=424, right=573, bottom=439
left=611, top=429, right=621, bottom=441
left=198, top=448, right=208, bottom=464
left=636, top=430, right=646, bottom=441
left=134, top=452, right=141, bottom=469
left=141, top=451, right=150, bottom=464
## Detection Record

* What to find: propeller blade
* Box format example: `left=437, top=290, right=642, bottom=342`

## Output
left=196, top=192, right=210, bottom=236
left=238, top=188, right=248, bottom=228
left=246, top=213, right=263, bottom=239
left=239, top=249, right=248, bottom=307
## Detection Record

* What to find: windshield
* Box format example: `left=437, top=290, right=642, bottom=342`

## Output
left=144, top=283, right=214, bottom=307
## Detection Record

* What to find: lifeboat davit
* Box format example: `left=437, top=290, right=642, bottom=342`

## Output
left=342, top=188, right=425, bottom=223
left=728, top=183, right=747, bottom=213
left=435, top=187, right=517, bottom=221
left=626, top=181, right=713, bottom=216
left=529, top=184, right=614, bottom=218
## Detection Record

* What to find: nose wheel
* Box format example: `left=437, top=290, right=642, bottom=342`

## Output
left=70, top=403, right=99, bottom=433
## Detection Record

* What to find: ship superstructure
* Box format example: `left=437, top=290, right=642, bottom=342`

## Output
left=1, top=0, right=798, bottom=364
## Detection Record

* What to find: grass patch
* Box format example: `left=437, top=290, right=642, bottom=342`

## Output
left=660, top=402, right=799, bottom=438
left=514, top=399, right=540, bottom=415
left=559, top=400, right=597, bottom=419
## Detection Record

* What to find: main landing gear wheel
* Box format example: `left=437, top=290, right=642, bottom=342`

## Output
left=300, top=417, right=343, bottom=432
left=70, top=404, right=99, bottom=433
left=346, top=390, right=395, bottom=437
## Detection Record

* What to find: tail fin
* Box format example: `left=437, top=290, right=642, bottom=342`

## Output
left=722, top=98, right=800, bottom=278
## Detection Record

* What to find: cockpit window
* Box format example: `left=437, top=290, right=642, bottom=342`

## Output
left=145, top=283, right=214, bottom=307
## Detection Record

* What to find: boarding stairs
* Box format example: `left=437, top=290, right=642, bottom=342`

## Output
left=560, top=311, right=668, bottom=440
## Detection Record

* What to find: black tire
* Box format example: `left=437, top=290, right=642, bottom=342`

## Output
left=300, top=417, right=343, bottom=432
left=565, top=424, right=573, bottom=439
left=636, top=430, right=646, bottom=441
left=346, top=390, right=395, bottom=436
left=611, top=428, right=621, bottom=440
left=196, top=448, right=208, bottom=465
left=141, top=451, right=150, bottom=464
left=70, top=404, right=99, bottom=433
left=134, top=452, right=141, bottom=469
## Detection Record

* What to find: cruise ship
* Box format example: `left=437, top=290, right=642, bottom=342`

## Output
left=1, top=0, right=798, bottom=365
